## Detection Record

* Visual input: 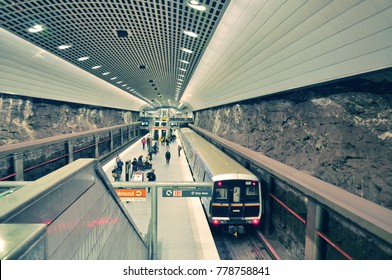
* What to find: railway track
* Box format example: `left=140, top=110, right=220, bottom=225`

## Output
left=213, top=226, right=281, bottom=260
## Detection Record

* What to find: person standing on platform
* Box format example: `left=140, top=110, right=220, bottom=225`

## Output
left=153, top=141, right=159, bottom=154
left=146, top=135, right=151, bottom=150
left=178, top=144, right=182, bottom=157
left=148, top=145, right=153, bottom=160
left=116, top=156, right=124, bottom=175
left=146, top=169, right=156, bottom=181
left=112, top=165, right=121, bottom=181
left=146, top=169, right=156, bottom=193
left=165, top=137, right=170, bottom=148
left=165, top=149, right=171, bottom=164
left=131, top=158, right=138, bottom=178
left=141, top=137, right=146, bottom=150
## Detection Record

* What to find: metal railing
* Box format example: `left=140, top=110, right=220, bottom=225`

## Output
left=0, top=122, right=141, bottom=181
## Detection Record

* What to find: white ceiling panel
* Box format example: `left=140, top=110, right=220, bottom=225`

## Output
left=181, top=0, right=392, bottom=110
left=0, top=28, right=148, bottom=111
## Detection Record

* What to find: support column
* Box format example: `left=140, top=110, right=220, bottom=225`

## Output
left=94, top=134, right=100, bottom=158
left=264, top=174, right=274, bottom=236
left=109, top=130, right=114, bottom=152
left=304, top=199, right=324, bottom=259
left=150, top=184, right=158, bottom=260
left=120, top=128, right=124, bottom=145
left=67, top=140, right=74, bottom=163
left=13, top=152, right=24, bottom=181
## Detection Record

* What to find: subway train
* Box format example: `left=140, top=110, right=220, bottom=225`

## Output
left=179, top=128, right=262, bottom=235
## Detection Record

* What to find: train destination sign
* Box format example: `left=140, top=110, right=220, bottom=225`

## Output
left=162, top=188, right=212, bottom=197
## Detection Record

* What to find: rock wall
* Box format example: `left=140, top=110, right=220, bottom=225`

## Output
left=0, top=93, right=139, bottom=146
left=194, top=77, right=392, bottom=210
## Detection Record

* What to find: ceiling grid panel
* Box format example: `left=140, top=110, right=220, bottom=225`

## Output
left=1, top=0, right=230, bottom=110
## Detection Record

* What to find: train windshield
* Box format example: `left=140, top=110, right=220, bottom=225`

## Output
left=213, top=180, right=259, bottom=202
left=245, top=185, right=259, bottom=202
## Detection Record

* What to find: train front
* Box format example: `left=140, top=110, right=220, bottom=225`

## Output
left=209, top=174, right=262, bottom=235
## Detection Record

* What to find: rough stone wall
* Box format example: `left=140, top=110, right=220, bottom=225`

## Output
left=0, top=93, right=139, bottom=146
left=194, top=78, right=392, bottom=210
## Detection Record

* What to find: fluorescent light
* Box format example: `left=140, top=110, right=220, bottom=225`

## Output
left=179, top=59, right=190, bottom=64
left=181, top=47, right=193, bottom=54
left=179, top=68, right=187, bottom=71
left=92, top=65, right=102, bottom=69
left=77, top=56, right=89, bottom=61
left=58, top=44, right=72, bottom=50
left=110, top=77, right=117, bottom=80
left=183, top=30, right=198, bottom=38
left=187, top=1, right=206, bottom=11
left=28, top=24, right=44, bottom=33
left=102, top=72, right=110, bottom=75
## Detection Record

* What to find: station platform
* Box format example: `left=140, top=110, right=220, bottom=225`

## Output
left=102, top=132, right=219, bottom=260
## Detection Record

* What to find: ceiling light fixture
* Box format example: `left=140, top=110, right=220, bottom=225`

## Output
left=58, top=44, right=72, bottom=50
left=102, top=72, right=110, bottom=75
left=183, top=30, right=198, bottom=38
left=187, top=1, right=207, bottom=11
left=181, top=47, right=193, bottom=54
left=179, top=59, right=190, bottom=64
left=77, top=56, right=89, bottom=61
left=28, top=24, right=44, bottom=33
left=92, top=65, right=102, bottom=69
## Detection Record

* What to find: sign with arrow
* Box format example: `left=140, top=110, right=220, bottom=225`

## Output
left=162, top=188, right=212, bottom=197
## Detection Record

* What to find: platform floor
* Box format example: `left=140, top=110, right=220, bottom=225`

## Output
left=102, top=131, right=219, bottom=260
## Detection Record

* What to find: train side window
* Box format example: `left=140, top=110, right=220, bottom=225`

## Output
left=214, top=188, right=227, bottom=200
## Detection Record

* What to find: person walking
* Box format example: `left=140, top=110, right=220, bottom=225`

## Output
left=165, top=149, right=171, bottom=164
left=178, top=144, right=182, bottom=157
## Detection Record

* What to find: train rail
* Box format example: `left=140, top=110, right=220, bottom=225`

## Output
left=213, top=227, right=280, bottom=260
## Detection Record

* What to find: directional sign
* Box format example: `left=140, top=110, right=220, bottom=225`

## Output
left=162, top=188, right=212, bottom=197
left=115, top=189, right=146, bottom=198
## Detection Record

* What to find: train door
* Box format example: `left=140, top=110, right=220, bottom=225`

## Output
left=229, top=184, right=244, bottom=219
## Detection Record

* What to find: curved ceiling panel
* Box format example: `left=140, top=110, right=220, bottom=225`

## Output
left=0, top=28, right=148, bottom=111
left=181, top=0, right=392, bottom=111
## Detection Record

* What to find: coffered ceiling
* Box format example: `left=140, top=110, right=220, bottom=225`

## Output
left=1, top=0, right=392, bottom=112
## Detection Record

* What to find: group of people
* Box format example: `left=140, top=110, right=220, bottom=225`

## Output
left=111, top=134, right=183, bottom=182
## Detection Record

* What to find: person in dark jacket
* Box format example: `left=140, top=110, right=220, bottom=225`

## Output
left=112, top=165, right=122, bottom=181
left=146, top=169, right=156, bottom=193
left=130, top=158, right=138, bottom=178
left=165, top=150, right=171, bottom=164
left=146, top=169, right=156, bottom=181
